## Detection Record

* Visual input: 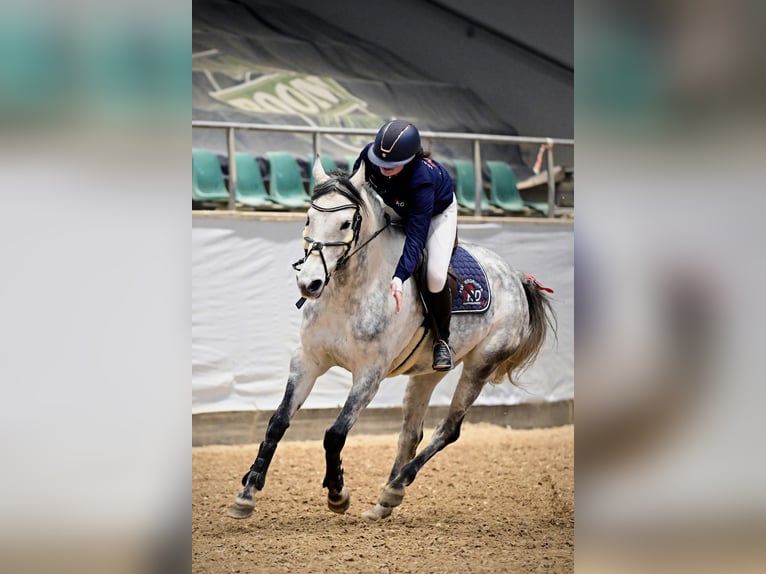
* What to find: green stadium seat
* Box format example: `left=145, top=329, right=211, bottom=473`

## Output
left=452, top=159, right=492, bottom=213
left=234, top=152, right=282, bottom=209
left=192, top=149, right=230, bottom=203
left=266, top=152, right=310, bottom=208
left=308, top=155, right=339, bottom=193
left=487, top=160, right=549, bottom=215
left=345, top=155, right=360, bottom=175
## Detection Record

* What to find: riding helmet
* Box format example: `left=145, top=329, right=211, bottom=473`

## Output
left=367, top=120, right=421, bottom=168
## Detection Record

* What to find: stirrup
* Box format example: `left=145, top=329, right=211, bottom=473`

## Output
left=432, top=339, right=453, bottom=371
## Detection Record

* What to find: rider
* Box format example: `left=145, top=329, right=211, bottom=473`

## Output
left=352, top=119, right=458, bottom=371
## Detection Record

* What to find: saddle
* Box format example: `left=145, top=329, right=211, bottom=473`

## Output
left=387, top=241, right=492, bottom=377
left=414, top=243, right=492, bottom=316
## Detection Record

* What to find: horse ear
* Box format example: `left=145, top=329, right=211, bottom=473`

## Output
left=313, top=154, right=330, bottom=186
left=349, top=159, right=366, bottom=191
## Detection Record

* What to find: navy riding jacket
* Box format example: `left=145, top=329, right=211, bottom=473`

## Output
left=353, top=143, right=455, bottom=283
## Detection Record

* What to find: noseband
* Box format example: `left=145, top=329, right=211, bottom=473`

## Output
left=292, top=197, right=390, bottom=309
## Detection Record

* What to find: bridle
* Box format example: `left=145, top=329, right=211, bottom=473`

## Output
left=292, top=190, right=390, bottom=309
left=292, top=201, right=361, bottom=283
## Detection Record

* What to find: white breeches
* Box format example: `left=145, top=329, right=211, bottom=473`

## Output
left=425, top=197, right=458, bottom=293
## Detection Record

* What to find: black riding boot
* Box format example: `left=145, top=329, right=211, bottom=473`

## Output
left=425, top=285, right=454, bottom=371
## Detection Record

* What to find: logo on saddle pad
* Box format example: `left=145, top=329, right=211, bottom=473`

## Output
left=450, top=246, right=491, bottom=314
left=460, top=279, right=483, bottom=304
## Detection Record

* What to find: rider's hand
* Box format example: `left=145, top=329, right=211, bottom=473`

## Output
left=390, top=277, right=403, bottom=314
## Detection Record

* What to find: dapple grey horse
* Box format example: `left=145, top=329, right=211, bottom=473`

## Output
left=228, top=159, right=556, bottom=521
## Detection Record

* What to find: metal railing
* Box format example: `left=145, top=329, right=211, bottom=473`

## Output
left=191, top=121, right=574, bottom=218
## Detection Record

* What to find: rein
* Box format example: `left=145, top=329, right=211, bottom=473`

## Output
left=292, top=202, right=390, bottom=309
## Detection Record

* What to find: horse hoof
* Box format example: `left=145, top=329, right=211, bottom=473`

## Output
left=361, top=503, right=392, bottom=521
left=378, top=485, right=405, bottom=508
left=327, top=487, right=351, bottom=514
left=227, top=500, right=254, bottom=519
left=227, top=489, right=255, bottom=519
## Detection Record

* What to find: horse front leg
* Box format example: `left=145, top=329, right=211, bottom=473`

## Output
left=227, top=354, right=326, bottom=519
left=322, top=367, right=384, bottom=514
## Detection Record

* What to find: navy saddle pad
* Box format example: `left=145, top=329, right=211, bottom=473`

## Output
left=449, top=245, right=491, bottom=314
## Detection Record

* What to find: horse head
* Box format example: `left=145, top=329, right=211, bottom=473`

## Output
left=294, top=157, right=374, bottom=300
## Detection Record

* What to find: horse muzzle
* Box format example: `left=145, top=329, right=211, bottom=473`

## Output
left=297, top=277, right=325, bottom=299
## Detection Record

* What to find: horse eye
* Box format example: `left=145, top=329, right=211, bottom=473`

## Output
left=340, top=221, right=351, bottom=230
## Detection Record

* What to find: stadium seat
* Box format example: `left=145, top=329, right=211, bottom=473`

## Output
left=265, top=152, right=310, bottom=208
left=234, top=153, right=283, bottom=209
left=452, top=159, right=492, bottom=213
left=308, top=155, right=339, bottom=193
left=192, top=149, right=230, bottom=203
left=345, top=156, right=360, bottom=175
left=487, top=160, right=549, bottom=215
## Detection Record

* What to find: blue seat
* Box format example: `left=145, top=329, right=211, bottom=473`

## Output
left=234, top=153, right=282, bottom=209
left=265, top=152, right=310, bottom=208
left=452, top=159, right=492, bottom=213
left=192, top=149, right=229, bottom=203
left=487, top=160, right=549, bottom=215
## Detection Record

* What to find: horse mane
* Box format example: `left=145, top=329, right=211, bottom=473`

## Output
left=311, top=170, right=368, bottom=215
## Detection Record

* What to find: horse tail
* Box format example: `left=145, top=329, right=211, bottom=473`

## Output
left=492, top=275, right=558, bottom=386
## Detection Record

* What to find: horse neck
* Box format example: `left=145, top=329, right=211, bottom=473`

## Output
left=328, top=195, right=396, bottom=299
left=360, top=190, right=403, bottom=269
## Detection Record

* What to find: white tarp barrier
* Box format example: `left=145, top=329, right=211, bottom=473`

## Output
left=192, top=217, right=573, bottom=413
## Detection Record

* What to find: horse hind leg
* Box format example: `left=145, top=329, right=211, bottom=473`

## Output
left=357, top=371, right=445, bottom=520
left=387, top=372, right=446, bottom=483
left=362, top=364, right=489, bottom=522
